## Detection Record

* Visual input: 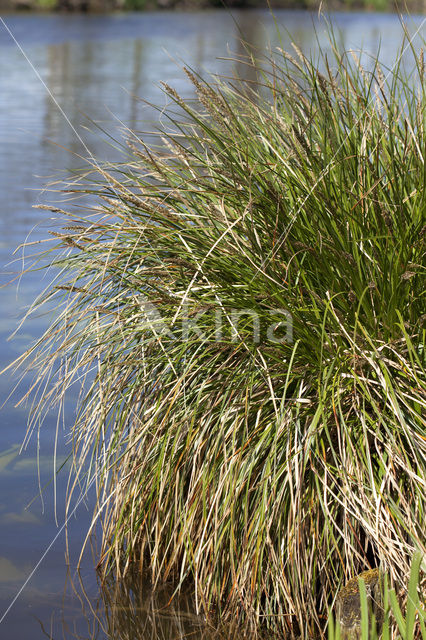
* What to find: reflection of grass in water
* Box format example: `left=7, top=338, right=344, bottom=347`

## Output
left=0, top=446, right=69, bottom=476
left=69, top=563, right=426, bottom=640
left=0, top=556, right=29, bottom=583
left=12, top=455, right=69, bottom=473
left=68, top=569, right=254, bottom=640
left=0, top=509, right=41, bottom=525
left=13, top=19, right=426, bottom=640
left=101, top=577, right=212, bottom=640
left=0, top=444, right=20, bottom=473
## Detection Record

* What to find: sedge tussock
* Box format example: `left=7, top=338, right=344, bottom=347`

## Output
left=11, top=24, right=426, bottom=640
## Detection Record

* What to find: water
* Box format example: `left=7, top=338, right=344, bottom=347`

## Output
left=0, top=9, right=424, bottom=638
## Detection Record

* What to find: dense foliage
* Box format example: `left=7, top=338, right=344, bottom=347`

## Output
left=2, top=0, right=426, bottom=13
left=16, top=25, right=425, bottom=638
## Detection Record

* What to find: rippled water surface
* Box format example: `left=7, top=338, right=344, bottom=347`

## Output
left=0, top=9, right=424, bottom=638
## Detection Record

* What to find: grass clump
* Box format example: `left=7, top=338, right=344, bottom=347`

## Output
left=15, top=23, right=425, bottom=639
